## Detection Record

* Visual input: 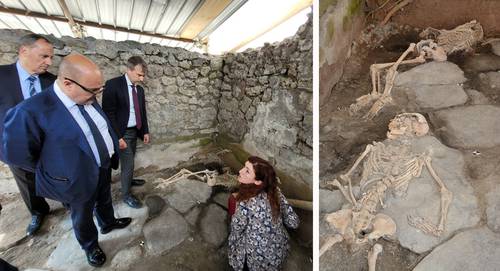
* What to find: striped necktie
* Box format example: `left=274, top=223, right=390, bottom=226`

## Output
left=77, top=104, right=111, bottom=168
left=28, top=75, right=37, bottom=97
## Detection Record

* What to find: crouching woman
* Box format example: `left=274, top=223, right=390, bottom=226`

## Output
left=228, top=156, right=299, bottom=271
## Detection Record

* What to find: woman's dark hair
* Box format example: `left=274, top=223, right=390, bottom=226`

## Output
left=236, top=156, right=280, bottom=220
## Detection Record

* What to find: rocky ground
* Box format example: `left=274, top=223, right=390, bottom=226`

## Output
left=320, top=24, right=500, bottom=271
left=0, top=140, right=312, bottom=270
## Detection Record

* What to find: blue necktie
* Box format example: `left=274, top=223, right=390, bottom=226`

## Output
left=28, top=75, right=36, bottom=97
left=77, top=104, right=111, bottom=168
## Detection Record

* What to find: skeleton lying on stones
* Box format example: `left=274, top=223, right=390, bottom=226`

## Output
left=351, top=20, right=484, bottom=119
left=320, top=113, right=453, bottom=271
left=155, top=168, right=239, bottom=189
left=157, top=168, right=314, bottom=210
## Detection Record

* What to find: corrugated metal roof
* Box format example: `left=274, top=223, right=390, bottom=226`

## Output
left=0, top=0, right=311, bottom=53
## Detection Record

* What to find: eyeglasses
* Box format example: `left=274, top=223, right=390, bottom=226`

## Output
left=65, top=77, right=104, bottom=95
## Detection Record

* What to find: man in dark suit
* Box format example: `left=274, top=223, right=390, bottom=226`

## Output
left=102, top=56, right=150, bottom=209
left=3, top=54, right=132, bottom=267
left=0, top=34, right=56, bottom=236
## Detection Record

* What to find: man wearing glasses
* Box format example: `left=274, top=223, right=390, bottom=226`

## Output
left=102, top=56, right=150, bottom=209
left=2, top=54, right=131, bottom=267
left=0, top=34, right=56, bottom=237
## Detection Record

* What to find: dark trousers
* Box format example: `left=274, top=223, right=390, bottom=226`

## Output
left=9, top=166, right=50, bottom=216
left=69, top=167, right=115, bottom=251
left=119, top=128, right=138, bottom=197
left=0, top=258, right=18, bottom=271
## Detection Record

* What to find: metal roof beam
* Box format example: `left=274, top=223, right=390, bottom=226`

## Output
left=57, top=0, right=85, bottom=38
left=141, top=0, right=153, bottom=32
left=0, top=5, right=195, bottom=43
left=153, top=0, right=170, bottom=34
left=179, top=0, right=231, bottom=39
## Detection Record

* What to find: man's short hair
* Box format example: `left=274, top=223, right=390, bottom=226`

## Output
left=126, top=56, right=147, bottom=73
left=18, top=33, right=52, bottom=49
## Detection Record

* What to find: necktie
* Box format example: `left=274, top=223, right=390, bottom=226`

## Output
left=131, top=85, right=142, bottom=130
left=28, top=75, right=37, bottom=97
left=77, top=104, right=111, bottom=168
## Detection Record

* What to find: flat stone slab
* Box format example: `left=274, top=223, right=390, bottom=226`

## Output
left=393, top=61, right=467, bottom=110
left=108, top=245, right=142, bottom=270
left=463, top=54, right=500, bottom=73
left=395, top=61, right=466, bottom=86
left=143, top=208, right=189, bottom=256
left=395, top=84, right=468, bottom=110
left=380, top=136, right=480, bottom=253
left=165, top=179, right=212, bottom=213
left=478, top=71, right=500, bottom=91
left=135, top=141, right=201, bottom=171
left=46, top=202, right=148, bottom=270
left=212, top=192, right=229, bottom=209
left=465, top=89, right=491, bottom=105
left=414, top=227, right=500, bottom=271
left=430, top=105, right=500, bottom=149
left=319, top=189, right=344, bottom=214
left=491, top=40, right=500, bottom=56
left=199, top=204, right=227, bottom=247
left=486, top=184, right=500, bottom=233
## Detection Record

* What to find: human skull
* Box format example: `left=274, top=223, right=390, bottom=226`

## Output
left=387, top=113, right=429, bottom=139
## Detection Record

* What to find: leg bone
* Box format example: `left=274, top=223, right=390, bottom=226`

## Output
left=319, top=234, right=344, bottom=257
left=368, top=243, right=383, bottom=271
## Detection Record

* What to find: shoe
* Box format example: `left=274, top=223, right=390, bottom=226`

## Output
left=131, top=179, right=145, bottom=186
left=100, top=217, right=132, bottom=234
left=123, top=195, right=142, bottom=209
left=85, top=245, right=106, bottom=267
left=26, top=214, right=45, bottom=236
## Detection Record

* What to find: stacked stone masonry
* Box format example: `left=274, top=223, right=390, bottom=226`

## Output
left=0, top=14, right=312, bottom=186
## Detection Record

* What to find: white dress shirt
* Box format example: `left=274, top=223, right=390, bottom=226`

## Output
left=53, top=81, right=114, bottom=166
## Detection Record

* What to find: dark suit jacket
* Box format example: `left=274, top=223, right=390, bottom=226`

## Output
left=102, top=75, right=149, bottom=139
left=2, top=86, right=119, bottom=203
left=0, top=63, right=56, bottom=162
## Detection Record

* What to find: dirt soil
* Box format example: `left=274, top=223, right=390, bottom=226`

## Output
left=367, top=0, right=500, bottom=36
left=0, top=144, right=312, bottom=270
left=320, top=4, right=500, bottom=268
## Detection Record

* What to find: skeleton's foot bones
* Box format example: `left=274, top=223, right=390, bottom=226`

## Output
left=407, top=214, right=443, bottom=237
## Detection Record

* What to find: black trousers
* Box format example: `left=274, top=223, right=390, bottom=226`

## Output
left=69, top=167, right=116, bottom=251
left=9, top=166, right=50, bottom=216
left=0, top=258, right=18, bottom=271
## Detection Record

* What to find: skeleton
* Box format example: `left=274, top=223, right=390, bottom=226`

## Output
left=351, top=20, right=484, bottom=119
left=155, top=168, right=239, bottom=190
left=157, top=168, right=315, bottom=210
left=320, top=113, right=453, bottom=271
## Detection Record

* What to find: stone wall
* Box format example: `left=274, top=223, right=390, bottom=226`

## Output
left=0, top=29, right=222, bottom=140
left=0, top=15, right=313, bottom=188
left=319, top=0, right=364, bottom=106
left=218, top=14, right=313, bottom=187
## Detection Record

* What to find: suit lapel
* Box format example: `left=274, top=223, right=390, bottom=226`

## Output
left=120, top=75, right=130, bottom=110
left=137, top=85, right=145, bottom=111
left=92, top=102, right=119, bottom=153
left=40, top=74, right=53, bottom=89
left=9, top=64, right=24, bottom=104
left=47, top=88, right=96, bottom=162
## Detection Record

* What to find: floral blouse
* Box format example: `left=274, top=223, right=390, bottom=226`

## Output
left=228, top=190, right=299, bottom=271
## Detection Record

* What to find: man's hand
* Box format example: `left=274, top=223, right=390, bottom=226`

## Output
left=119, top=138, right=127, bottom=149
left=143, top=134, right=150, bottom=144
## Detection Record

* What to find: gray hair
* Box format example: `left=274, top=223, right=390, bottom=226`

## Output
left=18, top=33, right=52, bottom=50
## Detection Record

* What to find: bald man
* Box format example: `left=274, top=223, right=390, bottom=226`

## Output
left=2, top=54, right=131, bottom=267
